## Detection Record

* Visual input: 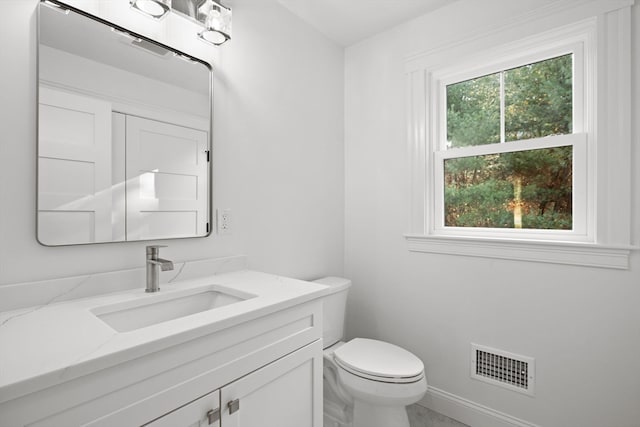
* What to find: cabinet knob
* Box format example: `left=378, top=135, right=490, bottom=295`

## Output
left=206, top=408, right=220, bottom=424
left=227, top=398, right=240, bottom=414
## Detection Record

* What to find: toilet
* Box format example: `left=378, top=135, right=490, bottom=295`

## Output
left=314, top=277, right=427, bottom=427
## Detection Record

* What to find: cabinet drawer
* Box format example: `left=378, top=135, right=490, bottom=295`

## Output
left=90, top=391, right=220, bottom=427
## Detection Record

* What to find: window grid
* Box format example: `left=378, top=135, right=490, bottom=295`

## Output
left=434, top=46, right=586, bottom=237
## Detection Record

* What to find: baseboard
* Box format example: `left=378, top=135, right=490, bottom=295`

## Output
left=419, top=386, right=542, bottom=427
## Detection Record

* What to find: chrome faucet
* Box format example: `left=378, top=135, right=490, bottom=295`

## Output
left=146, top=245, right=174, bottom=293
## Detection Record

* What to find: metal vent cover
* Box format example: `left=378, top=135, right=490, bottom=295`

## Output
left=470, top=343, right=535, bottom=396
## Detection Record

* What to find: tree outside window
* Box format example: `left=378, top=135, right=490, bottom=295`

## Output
left=444, top=54, right=573, bottom=229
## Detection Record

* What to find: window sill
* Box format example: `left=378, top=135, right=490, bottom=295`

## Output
left=404, top=234, right=635, bottom=269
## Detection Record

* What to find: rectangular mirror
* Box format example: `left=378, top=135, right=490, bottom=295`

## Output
left=37, top=0, right=212, bottom=246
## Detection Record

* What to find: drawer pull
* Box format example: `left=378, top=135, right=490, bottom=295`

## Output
left=206, top=408, right=220, bottom=424
left=228, top=399, right=240, bottom=414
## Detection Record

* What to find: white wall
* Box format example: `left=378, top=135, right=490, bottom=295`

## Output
left=344, top=1, right=640, bottom=426
left=0, top=0, right=344, bottom=284
left=4, top=0, right=639, bottom=424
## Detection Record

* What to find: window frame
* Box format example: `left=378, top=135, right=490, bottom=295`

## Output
left=431, top=34, right=592, bottom=243
left=404, top=6, right=635, bottom=269
left=432, top=43, right=589, bottom=241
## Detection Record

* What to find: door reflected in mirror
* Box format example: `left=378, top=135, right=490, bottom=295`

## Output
left=37, top=0, right=212, bottom=246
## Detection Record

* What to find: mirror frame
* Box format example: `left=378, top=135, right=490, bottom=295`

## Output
left=36, top=0, right=213, bottom=246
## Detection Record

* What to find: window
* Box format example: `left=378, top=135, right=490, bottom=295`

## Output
left=404, top=5, right=633, bottom=269
left=447, top=55, right=573, bottom=147
left=434, top=51, right=589, bottom=241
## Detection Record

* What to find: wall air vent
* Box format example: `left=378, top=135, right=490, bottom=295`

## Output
left=470, top=343, right=535, bottom=396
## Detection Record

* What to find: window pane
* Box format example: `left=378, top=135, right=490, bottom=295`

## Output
left=447, top=73, right=500, bottom=148
left=504, top=54, right=573, bottom=141
left=444, top=146, right=573, bottom=229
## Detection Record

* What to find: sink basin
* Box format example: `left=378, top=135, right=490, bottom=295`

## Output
left=92, top=286, right=253, bottom=332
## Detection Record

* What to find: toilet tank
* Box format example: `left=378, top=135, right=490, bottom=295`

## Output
left=313, top=276, right=352, bottom=348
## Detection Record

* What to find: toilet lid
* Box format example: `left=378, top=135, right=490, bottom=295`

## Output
left=333, top=338, right=424, bottom=383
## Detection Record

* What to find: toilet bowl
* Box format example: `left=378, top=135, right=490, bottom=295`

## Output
left=314, top=277, right=428, bottom=427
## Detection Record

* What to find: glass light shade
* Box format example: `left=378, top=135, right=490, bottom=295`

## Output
left=130, top=0, right=171, bottom=19
left=198, top=1, right=231, bottom=46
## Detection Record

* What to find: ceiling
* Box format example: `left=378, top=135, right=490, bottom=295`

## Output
left=276, top=0, right=458, bottom=46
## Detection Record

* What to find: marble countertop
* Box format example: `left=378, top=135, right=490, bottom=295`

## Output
left=0, top=262, right=331, bottom=404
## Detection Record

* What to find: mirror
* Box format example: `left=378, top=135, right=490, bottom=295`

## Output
left=37, top=0, right=212, bottom=246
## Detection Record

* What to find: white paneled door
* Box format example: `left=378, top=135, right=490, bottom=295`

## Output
left=38, top=86, right=113, bottom=245
left=124, top=116, right=209, bottom=240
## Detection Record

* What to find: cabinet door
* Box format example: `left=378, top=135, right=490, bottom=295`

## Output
left=220, top=341, right=323, bottom=427
left=142, top=390, right=220, bottom=427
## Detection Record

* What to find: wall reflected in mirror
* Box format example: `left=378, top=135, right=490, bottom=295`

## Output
left=38, top=0, right=212, bottom=246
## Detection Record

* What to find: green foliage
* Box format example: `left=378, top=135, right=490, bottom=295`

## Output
left=447, top=54, right=572, bottom=147
left=505, top=55, right=573, bottom=140
left=444, top=148, right=573, bottom=230
left=443, top=54, right=574, bottom=230
left=444, top=178, right=514, bottom=228
left=447, top=73, right=500, bottom=147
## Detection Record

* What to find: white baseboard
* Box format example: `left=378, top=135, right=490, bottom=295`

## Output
left=419, top=386, right=542, bottom=427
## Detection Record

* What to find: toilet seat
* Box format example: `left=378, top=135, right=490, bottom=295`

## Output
left=333, top=338, right=424, bottom=384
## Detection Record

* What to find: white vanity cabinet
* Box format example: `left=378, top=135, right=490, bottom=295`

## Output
left=146, top=342, right=319, bottom=427
left=0, top=300, right=323, bottom=427
left=92, top=341, right=321, bottom=427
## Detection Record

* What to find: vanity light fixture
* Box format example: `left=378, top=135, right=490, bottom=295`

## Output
left=197, top=0, right=232, bottom=46
left=133, top=0, right=233, bottom=46
left=130, top=0, right=171, bottom=20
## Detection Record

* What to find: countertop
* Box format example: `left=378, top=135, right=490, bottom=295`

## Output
left=0, top=267, right=331, bottom=404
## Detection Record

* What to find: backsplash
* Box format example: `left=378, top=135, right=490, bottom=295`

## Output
left=0, top=255, right=247, bottom=313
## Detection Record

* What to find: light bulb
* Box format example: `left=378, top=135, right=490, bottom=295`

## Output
left=199, top=29, right=227, bottom=45
left=130, top=0, right=170, bottom=19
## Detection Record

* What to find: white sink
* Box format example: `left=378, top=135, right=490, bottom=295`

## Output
left=92, top=286, right=253, bottom=332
